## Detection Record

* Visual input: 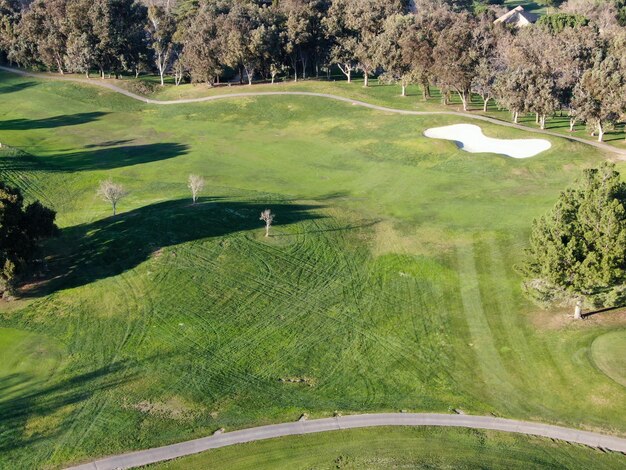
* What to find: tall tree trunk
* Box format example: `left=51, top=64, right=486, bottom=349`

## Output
left=483, top=96, right=489, bottom=112
left=401, top=84, right=406, bottom=97
left=513, top=111, right=519, bottom=124
left=535, top=113, right=539, bottom=124
left=292, top=57, right=298, bottom=82
left=574, top=299, right=582, bottom=320
left=458, top=91, right=468, bottom=112
left=159, top=70, right=164, bottom=86
left=363, top=72, right=368, bottom=87
left=301, top=55, right=307, bottom=79
left=598, top=121, right=604, bottom=142
left=540, top=114, right=546, bottom=130
left=569, top=118, right=576, bottom=132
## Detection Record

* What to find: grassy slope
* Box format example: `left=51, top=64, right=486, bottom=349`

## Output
left=149, top=427, right=626, bottom=470
left=30, top=68, right=625, bottom=150
left=111, top=74, right=626, bottom=150
left=0, top=72, right=625, bottom=468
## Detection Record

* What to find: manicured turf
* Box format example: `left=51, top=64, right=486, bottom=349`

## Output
left=0, top=72, right=625, bottom=468
left=103, top=73, right=626, bottom=150
left=149, top=426, right=626, bottom=470
left=35, top=65, right=623, bottom=150
left=591, top=330, right=626, bottom=388
left=504, top=0, right=548, bottom=15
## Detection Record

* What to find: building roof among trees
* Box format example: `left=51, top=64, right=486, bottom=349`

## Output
left=494, top=6, right=538, bottom=27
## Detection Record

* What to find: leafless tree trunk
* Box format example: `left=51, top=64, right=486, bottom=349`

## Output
left=301, top=52, right=308, bottom=79
left=454, top=89, right=469, bottom=112
left=574, top=299, right=582, bottom=320
left=337, top=63, right=352, bottom=83
left=97, top=179, right=127, bottom=216
left=187, top=174, right=205, bottom=204
left=513, top=111, right=519, bottom=124
left=260, top=209, right=274, bottom=237
left=597, top=121, right=604, bottom=142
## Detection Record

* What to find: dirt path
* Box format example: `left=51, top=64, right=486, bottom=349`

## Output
left=2, top=65, right=625, bottom=158
left=66, top=412, right=626, bottom=469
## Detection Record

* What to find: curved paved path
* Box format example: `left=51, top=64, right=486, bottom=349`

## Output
left=66, top=413, right=626, bottom=469
left=2, top=65, right=625, bottom=158
left=5, top=66, right=626, bottom=467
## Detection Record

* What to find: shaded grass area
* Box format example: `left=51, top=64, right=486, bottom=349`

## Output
left=0, top=73, right=625, bottom=468
left=149, top=426, right=624, bottom=470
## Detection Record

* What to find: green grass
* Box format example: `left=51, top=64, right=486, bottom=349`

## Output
left=591, top=330, right=626, bottom=388
left=504, top=0, right=550, bottom=15
left=97, top=73, right=626, bottom=150
left=148, top=426, right=626, bottom=470
left=0, top=72, right=625, bottom=468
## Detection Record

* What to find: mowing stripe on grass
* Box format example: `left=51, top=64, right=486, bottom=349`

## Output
left=455, top=242, right=517, bottom=401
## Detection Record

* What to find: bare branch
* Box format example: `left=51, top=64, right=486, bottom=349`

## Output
left=187, top=174, right=205, bottom=204
left=259, top=209, right=274, bottom=237
left=97, top=179, right=127, bottom=216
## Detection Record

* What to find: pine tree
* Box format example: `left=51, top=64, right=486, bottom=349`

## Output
left=521, top=163, right=626, bottom=317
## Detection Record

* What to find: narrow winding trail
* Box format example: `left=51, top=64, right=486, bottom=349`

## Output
left=66, top=413, right=626, bottom=469
left=2, top=65, right=625, bottom=158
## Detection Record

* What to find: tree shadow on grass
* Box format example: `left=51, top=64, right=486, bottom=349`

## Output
left=0, top=112, right=108, bottom=130
left=0, top=81, right=37, bottom=95
left=0, top=361, right=135, bottom=455
left=29, top=198, right=323, bottom=295
left=0, top=143, right=189, bottom=172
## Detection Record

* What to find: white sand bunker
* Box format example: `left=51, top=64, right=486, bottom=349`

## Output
left=424, top=124, right=551, bottom=159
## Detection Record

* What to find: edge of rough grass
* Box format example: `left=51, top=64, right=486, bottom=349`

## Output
left=147, top=426, right=626, bottom=470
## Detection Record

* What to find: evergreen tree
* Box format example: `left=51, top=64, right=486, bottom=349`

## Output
left=521, top=163, right=626, bottom=316
left=0, top=183, right=58, bottom=296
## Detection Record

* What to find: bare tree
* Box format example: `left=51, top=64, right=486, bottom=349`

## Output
left=97, top=179, right=127, bottom=216
left=187, top=174, right=205, bottom=204
left=259, top=209, right=274, bottom=237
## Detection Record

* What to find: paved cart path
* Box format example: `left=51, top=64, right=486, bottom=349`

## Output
left=1, top=65, right=625, bottom=158
left=3, top=66, right=626, bottom=468
left=66, top=413, right=626, bottom=469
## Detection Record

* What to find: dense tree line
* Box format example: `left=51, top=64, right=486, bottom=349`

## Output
left=1, top=0, right=625, bottom=140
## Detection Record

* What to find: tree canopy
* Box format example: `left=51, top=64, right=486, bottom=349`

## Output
left=521, top=163, right=626, bottom=310
left=0, top=183, right=58, bottom=296
left=1, top=0, right=625, bottom=140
